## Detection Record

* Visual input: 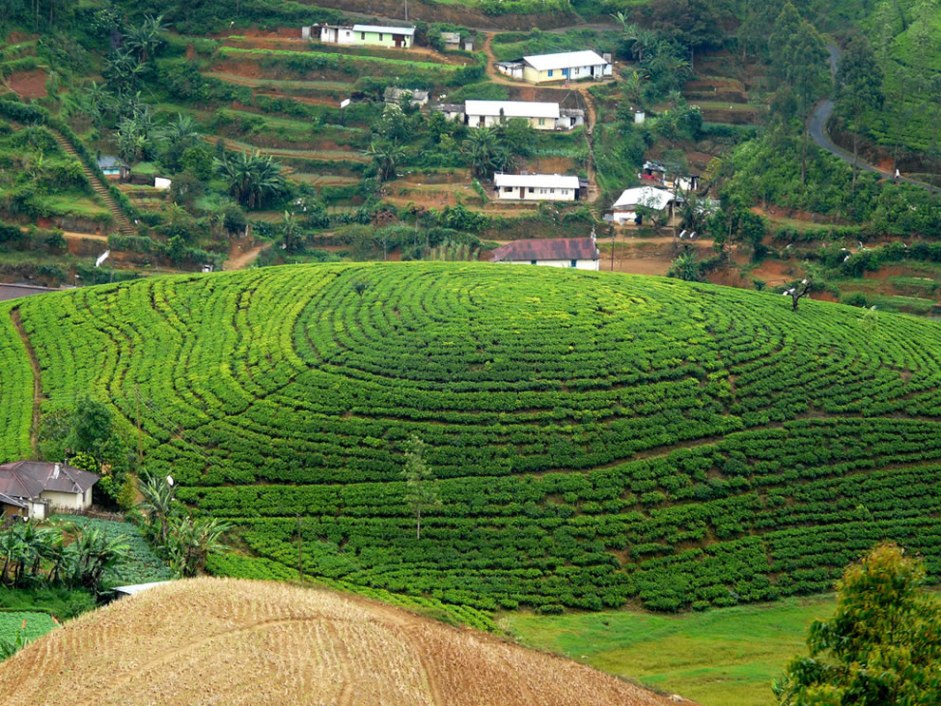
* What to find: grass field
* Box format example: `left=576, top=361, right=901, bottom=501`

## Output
left=0, top=611, right=57, bottom=651
left=501, top=595, right=836, bottom=706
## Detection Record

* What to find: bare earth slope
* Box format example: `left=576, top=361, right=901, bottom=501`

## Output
left=0, top=578, right=691, bottom=706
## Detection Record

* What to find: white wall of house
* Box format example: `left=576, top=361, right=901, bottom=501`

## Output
left=495, top=186, right=576, bottom=201
left=468, top=114, right=559, bottom=130
left=320, top=26, right=355, bottom=44
left=496, top=258, right=599, bottom=270
left=41, top=489, right=89, bottom=512
left=28, top=499, right=47, bottom=520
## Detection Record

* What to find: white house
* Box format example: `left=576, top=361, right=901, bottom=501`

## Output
left=496, top=50, right=612, bottom=84
left=490, top=235, right=600, bottom=270
left=454, top=100, right=584, bottom=131
left=609, top=186, right=680, bottom=225
left=0, top=461, right=99, bottom=521
left=307, top=23, right=415, bottom=49
left=494, top=173, right=581, bottom=201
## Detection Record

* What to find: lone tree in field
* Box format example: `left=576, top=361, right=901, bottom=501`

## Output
left=784, top=279, right=812, bottom=311
left=402, top=435, right=439, bottom=540
left=774, top=542, right=941, bottom=706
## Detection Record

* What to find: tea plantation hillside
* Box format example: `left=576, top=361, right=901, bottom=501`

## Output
left=2, top=264, right=941, bottom=612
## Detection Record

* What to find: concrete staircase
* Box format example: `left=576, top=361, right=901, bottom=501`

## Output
left=49, top=130, right=137, bottom=236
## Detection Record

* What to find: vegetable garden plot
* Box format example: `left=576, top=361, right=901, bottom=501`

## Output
left=4, top=263, right=941, bottom=611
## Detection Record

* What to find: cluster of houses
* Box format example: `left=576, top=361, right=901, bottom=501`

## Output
left=0, top=461, right=99, bottom=522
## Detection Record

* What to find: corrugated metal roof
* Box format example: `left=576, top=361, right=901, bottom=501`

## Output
left=611, top=186, right=675, bottom=210
left=113, top=581, right=173, bottom=596
left=0, top=461, right=99, bottom=499
left=465, top=100, right=560, bottom=119
left=352, top=24, right=415, bottom=36
left=494, top=173, right=581, bottom=189
left=523, top=50, right=607, bottom=72
left=491, top=237, right=600, bottom=263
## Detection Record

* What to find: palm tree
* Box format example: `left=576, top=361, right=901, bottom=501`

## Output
left=138, top=475, right=177, bottom=545
left=159, top=113, right=200, bottom=149
left=123, top=15, right=167, bottom=64
left=365, top=140, right=406, bottom=183
left=165, top=516, right=230, bottom=577
left=0, top=526, right=25, bottom=586
left=280, top=211, right=305, bottom=253
left=462, top=128, right=509, bottom=180
left=71, top=528, right=129, bottom=592
left=215, top=150, right=286, bottom=209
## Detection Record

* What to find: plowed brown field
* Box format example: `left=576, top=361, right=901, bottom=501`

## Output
left=0, top=578, right=693, bottom=706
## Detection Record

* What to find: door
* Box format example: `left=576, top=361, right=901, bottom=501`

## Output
left=519, top=187, right=525, bottom=199
left=395, top=35, right=402, bottom=48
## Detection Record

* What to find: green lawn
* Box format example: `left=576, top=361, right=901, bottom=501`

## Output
left=499, top=595, right=836, bottom=706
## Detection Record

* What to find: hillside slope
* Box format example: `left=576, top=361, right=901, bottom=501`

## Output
left=2, top=263, right=940, bottom=611
left=0, top=577, right=686, bottom=705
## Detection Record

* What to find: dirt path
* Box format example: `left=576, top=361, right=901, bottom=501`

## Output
left=224, top=242, right=272, bottom=270
left=10, top=308, right=41, bottom=455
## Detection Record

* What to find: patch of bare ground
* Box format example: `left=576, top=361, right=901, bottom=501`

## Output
left=0, top=578, right=693, bottom=706
left=5, top=69, right=47, bottom=99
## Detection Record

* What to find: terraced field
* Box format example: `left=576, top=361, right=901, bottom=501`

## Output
left=2, top=264, right=940, bottom=612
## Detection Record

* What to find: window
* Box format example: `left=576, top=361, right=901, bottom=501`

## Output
left=503, top=186, right=513, bottom=193
left=528, top=187, right=535, bottom=193
left=550, top=188, right=556, bottom=194
left=547, top=70, right=554, bottom=77
left=530, top=260, right=537, bottom=265
left=570, top=259, right=577, bottom=267
left=361, top=32, right=366, bottom=40
left=574, top=67, right=580, bottom=75
left=538, top=118, right=545, bottom=126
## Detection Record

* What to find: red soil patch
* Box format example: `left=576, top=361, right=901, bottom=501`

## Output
left=6, top=32, right=36, bottom=43
left=214, top=60, right=267, bottom=80
left=747, top=259, right=797, bottom=287
left=529, top=156, right=576, bottom=174
left=6, top=69, right=47, bottom=99
left=751, top=205, right=845, bottom=226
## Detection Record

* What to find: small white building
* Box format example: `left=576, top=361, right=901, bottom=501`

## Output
left=490, top=235, right=600, bottom=270
left=494, top=173, right=581, bottom=202
left=457, top=100, right=584, bottom=131
left=0, top=461, right=99, bottom=521
left=308, top=23, right=415, bottom=49
left=497, top=50, right=612, bottom=84
left=609, top=186, right=680, bottom=225
left=384, top=87, right=430, bottom=107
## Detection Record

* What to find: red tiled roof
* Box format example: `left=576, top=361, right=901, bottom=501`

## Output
left=490, top=237, right=599, bottom=263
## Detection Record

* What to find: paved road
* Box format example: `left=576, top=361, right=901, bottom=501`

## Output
left=807, top=43, right=941, bottom=194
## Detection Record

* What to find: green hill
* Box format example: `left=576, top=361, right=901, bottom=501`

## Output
left=2, top=263, right=941, bottom=612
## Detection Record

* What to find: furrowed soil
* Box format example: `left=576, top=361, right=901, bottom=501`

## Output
left=0, top=578, right=693, bottom=706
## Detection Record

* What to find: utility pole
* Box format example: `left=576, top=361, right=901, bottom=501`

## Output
left=610, top=229, right=616, bottom=271
left=296, top=513, right=304, bottom=582
left=405, top=0, right=409, bottom=22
